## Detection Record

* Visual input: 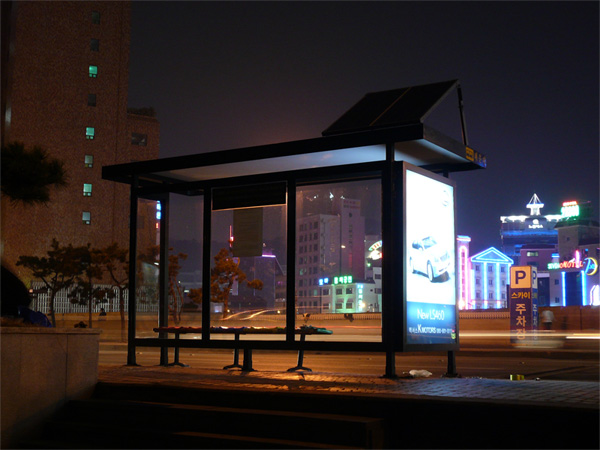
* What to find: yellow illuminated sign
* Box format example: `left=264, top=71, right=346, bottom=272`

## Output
left=510, top=266, right=532, bottom=289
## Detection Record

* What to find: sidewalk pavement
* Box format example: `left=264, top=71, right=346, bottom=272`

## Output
left=98, top=364, right=600, bottom=410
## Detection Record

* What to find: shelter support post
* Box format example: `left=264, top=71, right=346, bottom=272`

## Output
left=382, top=142, right=398, bottom=378
left=127, top=177, right=139, bottom=366
left=202, top=188, right=211, bottom=341
left=385, top=350, right=396, bottom=378
left=444, top=350, right=459, bottom=377
left=285, top=179, right=296, bottom=343
left=159, top=194, right=170, bottom=366
left=242, top=349, right=254, bottom=372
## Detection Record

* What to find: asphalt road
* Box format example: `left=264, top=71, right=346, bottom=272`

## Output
left=99, top=344, right=599, bottom=382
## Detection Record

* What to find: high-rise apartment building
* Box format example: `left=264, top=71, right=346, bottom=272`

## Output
left=296, top=197, right=366, bottom=309
left=1, top=1, right=159, bottom=281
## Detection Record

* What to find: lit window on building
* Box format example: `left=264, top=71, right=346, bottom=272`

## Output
left=89, top=65, right=98, bottom=78
left=90, top=39, right=99, bottom=52
left=88, top=94, right=96, bottom=107
left=92, top=11, right=100, bottom=24
left=86, top=127, right=95, bottom=139
left=527, top=251, right=539, bottom=257
left=84, top=155, right=93, bottom=168
left=131, top=133, right=147, bottom=146
left=82, top=211, right=91, bottom=225
left=83, top=184, right=92, bottom=196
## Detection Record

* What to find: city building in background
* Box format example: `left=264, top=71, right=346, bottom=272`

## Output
left=456, top=197, right=599, bottom=310
left=1, top=1, right=159, bottom=281
left=296, top=192, right=369, bottom=312
left=305, top=273, right=380, bottom=314
left=500, top=194, right=562, bottom=263
left=456, top=236, right=472, bottom=310
left=547, top=250, right=599, bottom=307
left=518, top=243, right=555, bottom=306
left=469, top=247, right=513, bottom=309
left=555, top=200, right=599, bottom=262
left=548, top=200, right=600, bottom=306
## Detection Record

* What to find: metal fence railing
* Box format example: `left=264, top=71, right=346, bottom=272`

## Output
left=29, top=283, right=159, bottom=314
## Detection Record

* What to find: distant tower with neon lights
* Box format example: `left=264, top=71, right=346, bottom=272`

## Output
left=500, top=194, right=561, bottom=263
left=526, top=193, right=544, bottom=216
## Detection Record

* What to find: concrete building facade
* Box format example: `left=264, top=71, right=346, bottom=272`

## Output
left=470, top=247, right=513, bottom=309
left=1, top=1, right=159, bottom=281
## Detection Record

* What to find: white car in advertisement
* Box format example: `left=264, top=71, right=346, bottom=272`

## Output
left=409, top=236, right=451, bottom=282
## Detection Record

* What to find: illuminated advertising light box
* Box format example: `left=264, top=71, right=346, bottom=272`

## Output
left=403, top=163, right=458, bottom=350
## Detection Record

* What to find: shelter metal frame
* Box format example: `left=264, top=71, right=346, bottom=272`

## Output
left=103, top=86, right=486, bottom=377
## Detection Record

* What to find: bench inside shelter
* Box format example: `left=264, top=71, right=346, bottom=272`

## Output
left=154, top=325, right=333, bottom=372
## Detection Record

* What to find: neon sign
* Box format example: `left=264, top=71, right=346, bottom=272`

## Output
left=528, top=219, right=543, bottom=229
left=547, top=257, right=598, bottom=275
left=334, top=275, right=352, bottom=285
left=583, top=258, right=598, bottom=276
left=319, top=275, right=354, bottom=285
left=561, top=201, right=580, bottom=218
left=548, top=260, right=583, bottom=270
left=368, top=241, right=382, bottom=252
left=368, top=240, right=383, bottom=260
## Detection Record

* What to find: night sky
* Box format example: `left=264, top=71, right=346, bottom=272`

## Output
left=128, top=1, right=599, bottom=255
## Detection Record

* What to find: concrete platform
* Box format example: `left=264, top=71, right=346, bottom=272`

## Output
left=99, top=364, right=599, bottom=408
left=97, top=364, right=599, bottom=449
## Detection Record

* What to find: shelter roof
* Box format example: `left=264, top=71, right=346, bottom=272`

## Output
left=103, top=81, right=486, bottom=189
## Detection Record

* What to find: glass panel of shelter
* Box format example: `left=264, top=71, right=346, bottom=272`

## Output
left=167, top=195, right=204, bottom=329
left=135, top=198, right=161, bottom=338
left=295, top=179, right=382, bottom=342
left=210, top=205, right=287, bottom=340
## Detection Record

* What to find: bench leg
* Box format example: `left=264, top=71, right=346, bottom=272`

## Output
left=223, top=333, right=244, bottom=370
left=287, top=349, right=312, bottom=372
left=287, top=334, right=311, bottom=372
left=223, top=347, right=243, bottom=370
left=166, top=334, right=189, bottom=367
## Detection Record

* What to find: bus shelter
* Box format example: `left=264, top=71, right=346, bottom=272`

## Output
left=102, top=80, right=487, bottom=377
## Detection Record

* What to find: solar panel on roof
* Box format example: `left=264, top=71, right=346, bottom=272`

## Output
left=322, top=80, right=458, bottom=136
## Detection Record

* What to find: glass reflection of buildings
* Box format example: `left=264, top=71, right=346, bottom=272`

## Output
left=296, top=195, right=368, bottom=313
left=296, top=193, right=372, bottom=313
